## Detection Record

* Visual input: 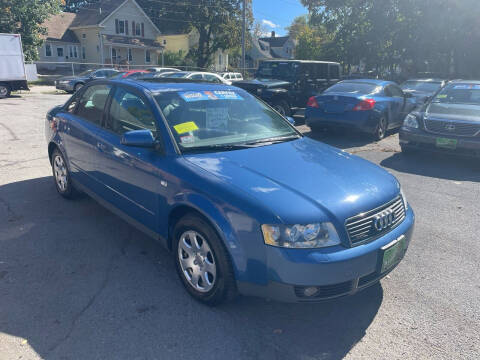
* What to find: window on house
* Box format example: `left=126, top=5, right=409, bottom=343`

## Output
left=219, top=54, right=222, bottom=65
left=82, top=33, right=86, bottom=39
left=82, top=47, right=86, bottom=60
left=135, top=23, right=141, bottom=36
left=119, top=20, right=125, bottom=34
left=57, top=47, right=64, bottom=57
left=112, top=48, right=117, bottom=60
left=163, top=40, right=167, bottom=45
left=145, top=50, right=151, bottom=63
left=128, top=48, right=133, bottom=62
left=45, top=44, right=52, bottom=57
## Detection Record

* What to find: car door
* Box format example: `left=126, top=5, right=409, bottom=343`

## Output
left=94, top=85, right=166, bottom=232
left=60, top=84, right=112, bottom=192
left=385, top=84, right=407, bottom=127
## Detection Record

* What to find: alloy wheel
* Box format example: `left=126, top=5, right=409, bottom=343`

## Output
left=53, top=155, right=68, bottom=192
left=0, top=86, right=8, bottom=97
left=177, top=230, right=217, bottom=293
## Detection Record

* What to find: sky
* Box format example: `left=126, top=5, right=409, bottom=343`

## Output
left=252, top=0, right=307, bottom=37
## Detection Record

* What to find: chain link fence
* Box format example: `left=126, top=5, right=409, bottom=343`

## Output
left=30, top=61, right=257, bottom=85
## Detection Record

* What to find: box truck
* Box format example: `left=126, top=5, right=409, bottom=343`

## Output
left=0, top=33, right=29, bottom=98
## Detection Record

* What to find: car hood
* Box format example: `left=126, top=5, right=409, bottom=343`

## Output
left=235, top=78, right=291, bottom=89
left=184, top=137, right=400, bottom=225
left=425, top=102, right=480, bottom=122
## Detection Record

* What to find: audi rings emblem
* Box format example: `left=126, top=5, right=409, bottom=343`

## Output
left=373, top=209, right=395, bottom=231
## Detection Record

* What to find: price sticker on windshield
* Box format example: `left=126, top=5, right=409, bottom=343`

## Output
left=174, top=121, right=199, bottom=134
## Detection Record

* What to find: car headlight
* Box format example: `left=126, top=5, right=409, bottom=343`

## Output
left=403, top=114, right=419, bottom=128
left=400, top=188, right=408, bottom=210
left=262, top=222, right=341, bottom=248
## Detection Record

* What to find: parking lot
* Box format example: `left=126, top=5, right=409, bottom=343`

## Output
left=0, top=87, right=479, bottom=359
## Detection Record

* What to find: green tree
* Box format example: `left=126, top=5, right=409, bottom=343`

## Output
left=139, top=0, right=252, bottom=68
left=0, top=0, right=61, bottom=60
left=287, top=15, right=308, bottom=39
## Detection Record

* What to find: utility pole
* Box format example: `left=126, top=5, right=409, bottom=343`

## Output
left=241, top=0, right=246, bottom=77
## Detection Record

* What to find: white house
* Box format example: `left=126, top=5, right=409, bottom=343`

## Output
left=38, top=0, right=164, bottom=69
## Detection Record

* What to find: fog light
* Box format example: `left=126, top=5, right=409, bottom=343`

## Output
left=303, top=287, right=319, bottom=297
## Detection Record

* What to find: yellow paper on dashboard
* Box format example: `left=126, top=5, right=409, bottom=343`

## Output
left=174, top=121, right=199, bottom=134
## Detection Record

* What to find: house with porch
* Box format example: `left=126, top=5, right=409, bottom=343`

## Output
left=38, top=0, right=163, bottom=70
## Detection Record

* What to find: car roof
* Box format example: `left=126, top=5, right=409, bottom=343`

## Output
left=260, top=59, right=340, bottom=65
left=109, top=78, right=240, bottom=93
left=448, top=79, right=480, bottom=84
left=339, top=79, right=393, bottom=86
left=404, top=78, right=446, bottom=83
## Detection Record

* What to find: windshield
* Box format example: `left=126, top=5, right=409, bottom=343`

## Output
left=256, top=62, right=297, bottom=80
left=401, top=81, right=442, bottom=93
left=154, top=89, right=299, bottom=153
left=432, top=84, right=480, bottom=105
left=324, top=82, right=381, bottom=95
left=77, top=69, right=95, bottom=77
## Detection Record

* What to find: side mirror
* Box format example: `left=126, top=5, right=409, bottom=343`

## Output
left=121, top=130, right=156, bottom=148
left=286, top=116, right=295, bottom=125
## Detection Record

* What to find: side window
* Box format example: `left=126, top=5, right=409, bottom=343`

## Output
left=107, top=87, right=156, bottom=136
left=329, top=64, right=340, bottom=79
left=205, top=74, right=222, bottom=83
left=390, top=85, right=404, bottom=98
left=66, top=92, right=81, bottom=113
left=190, top=74, right=204, bottom=80
left=317, top=63, right=328, bottom=79
left=75, top=85, right=112, bottom=125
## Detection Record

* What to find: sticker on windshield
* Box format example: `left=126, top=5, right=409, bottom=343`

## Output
left=453, top=84, right=480, bottom=90
left=206, top=107, right=229, bottom=130
left=174, top=121, right=199, bottom=134
left=179, top=91, right=243, bottom=102
left=180, top=135, right=195, bottom=144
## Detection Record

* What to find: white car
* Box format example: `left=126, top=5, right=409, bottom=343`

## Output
left=221, top=72, right=243, bottom=82
left=146, top=67, right=181, bottom=73
left=163, top=71, right=232, bottom=85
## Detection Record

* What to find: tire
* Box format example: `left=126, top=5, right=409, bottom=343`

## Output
left=272, top=100, right=291, bottom=117
left=73, top=83, right=84, bottom=93
left=51, top=148, right=77, bottom=199
left=0, top=84, right=11, bottom=98
left=173, top=214, right=237, bottom=305
left=374, top=116, right=388, bottom=141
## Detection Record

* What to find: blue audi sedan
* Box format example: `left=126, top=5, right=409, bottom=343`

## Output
left=46, top=78, right=415, bottom=304
left=305, top=79, right=418, bottom=140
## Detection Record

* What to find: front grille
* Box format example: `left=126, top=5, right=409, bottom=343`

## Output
left=424, top=118, right=480, bottom=137
left=345, top=196, right=406, bottom=246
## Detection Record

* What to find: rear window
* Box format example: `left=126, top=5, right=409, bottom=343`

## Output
left=433, top=84, right=480, bottom=105
left=324, top=82, right=381, bottom=95
left=401, top=81, right=442, bottom=93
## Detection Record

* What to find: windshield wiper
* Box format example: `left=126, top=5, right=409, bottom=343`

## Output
left=181, top=143, right=256, bottom=153
left=245, top=134, right=301, bottom=146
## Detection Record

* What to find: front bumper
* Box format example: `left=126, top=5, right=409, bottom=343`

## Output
left=400, top=127, right=480, bottom=157
left=55, top=81, right=74, bottom=91
left=238, top=207, right=415, bottom=302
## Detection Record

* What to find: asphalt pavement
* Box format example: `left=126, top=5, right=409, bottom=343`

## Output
left=0, top=87, right=479, bottom=360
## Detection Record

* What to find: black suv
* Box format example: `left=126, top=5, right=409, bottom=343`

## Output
left=234, top=60, right=341, bottom=116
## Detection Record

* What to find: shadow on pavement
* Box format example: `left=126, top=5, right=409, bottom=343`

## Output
left=0, top=177, right=383, bottom=360
left=381, top=152, right=480, bottom=182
